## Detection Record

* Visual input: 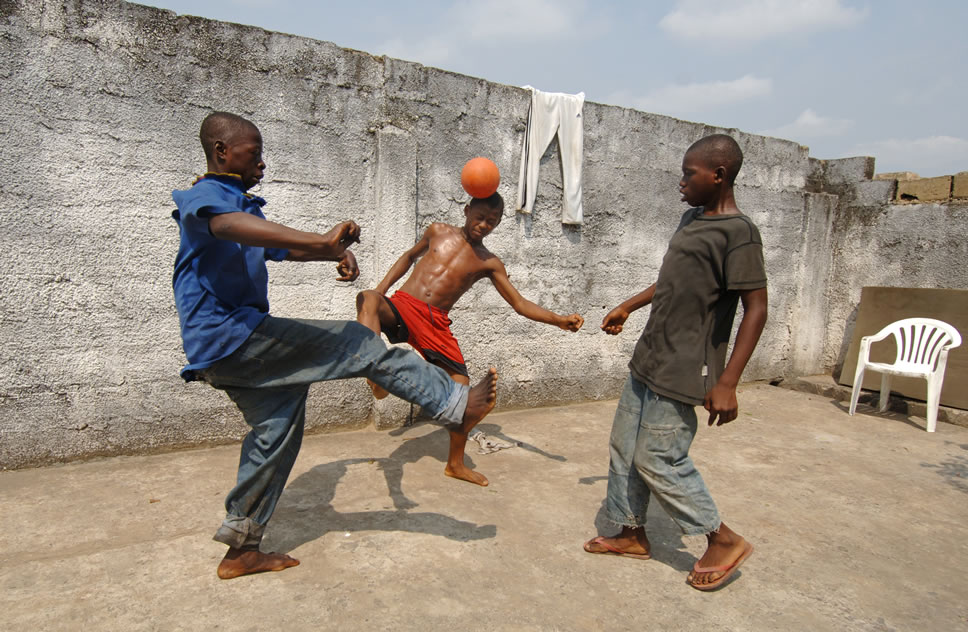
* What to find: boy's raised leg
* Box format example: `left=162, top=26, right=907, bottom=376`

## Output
left=356, top=290, right=394, bottom=399
left=217, top=547, right=300, bottom=580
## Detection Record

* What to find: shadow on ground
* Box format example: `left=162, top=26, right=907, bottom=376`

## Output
left=267, top=421, right=568, bottom=552
left=268, top=456, right=498, bottom=553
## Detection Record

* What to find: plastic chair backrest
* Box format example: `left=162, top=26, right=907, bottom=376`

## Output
left=881, top=318, right=962, bottom=369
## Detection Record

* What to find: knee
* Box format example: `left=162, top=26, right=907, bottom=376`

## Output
left=346, top=319, right=378, bottom=339
left=356, top=290, right=379, bottom=312
left=632, top=445, right=677, bottom=481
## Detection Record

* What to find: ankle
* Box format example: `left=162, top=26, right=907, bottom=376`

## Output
left=707, top=525, right=739, bottom=546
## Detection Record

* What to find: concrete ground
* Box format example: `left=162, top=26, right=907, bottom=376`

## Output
left=2, top=383, right=967, bottom=631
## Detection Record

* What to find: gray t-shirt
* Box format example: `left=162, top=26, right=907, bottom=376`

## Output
left=629, top=207, right=767, bottom=406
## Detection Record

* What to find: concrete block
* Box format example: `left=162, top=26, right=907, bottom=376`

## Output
left=953, top=173, right=968, bottom=199
left=874, top=171, right=919, bottom=181
left=847, top=180, right=895, bottom=207
left=896, top=176, right=952, bottom=202
left=805, top=157, right=825, bottom=193
left=825, top=156, right=875, bottom=186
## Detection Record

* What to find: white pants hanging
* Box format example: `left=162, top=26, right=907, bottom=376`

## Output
left=516, top=87, right=585, bottom=225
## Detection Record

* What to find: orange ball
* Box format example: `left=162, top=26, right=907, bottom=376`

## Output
left=461, top=157, right=500, bottom=199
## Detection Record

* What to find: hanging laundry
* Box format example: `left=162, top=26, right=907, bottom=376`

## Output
left=516, top=86, right=585, bottom=225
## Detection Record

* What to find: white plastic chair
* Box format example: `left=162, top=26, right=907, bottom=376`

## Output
left=848, top=317, right=962, bottom=432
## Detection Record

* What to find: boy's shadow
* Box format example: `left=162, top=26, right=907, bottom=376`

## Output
left=266, top=423, right=565, bottom=552
left=266, top=457, right=497, bottom=553
left=383, top=421, right=567, bottom=511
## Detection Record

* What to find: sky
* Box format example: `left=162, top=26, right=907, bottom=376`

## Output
left=140, top=0, right=967, bottom=177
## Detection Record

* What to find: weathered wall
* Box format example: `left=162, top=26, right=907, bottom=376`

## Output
left=1, top=0, right=966, bottom=469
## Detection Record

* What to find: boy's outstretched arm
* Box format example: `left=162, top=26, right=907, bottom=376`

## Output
left=704, top=287, right=768, bottom=426
left=374, top=230, right=431, bottom=294
left=601, top=284, right=656, bottom=335
left=208, top=212, right=361, bottom=280
left=489, top=262, right=583, bottom=331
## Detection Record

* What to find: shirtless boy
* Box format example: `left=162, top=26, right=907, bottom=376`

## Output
left=356, top=193, right=584, bottom=486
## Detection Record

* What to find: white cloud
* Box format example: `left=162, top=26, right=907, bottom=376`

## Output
left=761, top=108, right=852, bottom=140
left=660, top=0, right=868, bottom=42
left=450, top=0, right=586, bottom=40
left=611, top=75, right=772, bottom=117
left=378, top=0, right=592, bottom=67
left=378, top=36, right=454, bottom=66
left=847, top=135, right=968, bottom=177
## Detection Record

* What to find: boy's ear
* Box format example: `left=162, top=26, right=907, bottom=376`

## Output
left=214, top=140, right=227, bottom=159
left=714, top=165, right=727, bottom=184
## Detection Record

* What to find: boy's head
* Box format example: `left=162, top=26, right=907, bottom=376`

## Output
left=463, top=192, right=504, bottom=242
left=679, top=134, right=743, bottom=207
left=199, top=112, right=265, bottom=190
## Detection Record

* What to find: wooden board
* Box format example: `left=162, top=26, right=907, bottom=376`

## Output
left=838, top=287, right=968, bottom=410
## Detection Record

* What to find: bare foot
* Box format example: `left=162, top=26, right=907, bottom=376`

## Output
left=444, top=462, right=489, bottom=486
left=444, top=425, right=489, bottom=486
left=687, top=522, right=753, bottom=591
left=463, top=367, right=498, bottom=425
left=217, top=547, right=300, bottom=580
left=583, top=525, right=650, bottom=559
left=367, top=379, right=389, bottom=399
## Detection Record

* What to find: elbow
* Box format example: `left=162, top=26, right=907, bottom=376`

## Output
left=510, top=301, right=530, bottom=317
left=754, top=305, right=768, bottom=330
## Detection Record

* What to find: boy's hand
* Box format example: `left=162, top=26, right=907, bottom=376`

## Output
left=558, top=313, right=584, bottom=332
left=601, top=307, right=629, bottom=335
left=325, top=220, right=361, bottom=251
left=703, top=383, right=738, bottom=426
left=335, top=251, right=359, bottom=282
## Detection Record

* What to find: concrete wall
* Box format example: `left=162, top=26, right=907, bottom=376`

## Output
left=2, top=0, right=966, bottom=469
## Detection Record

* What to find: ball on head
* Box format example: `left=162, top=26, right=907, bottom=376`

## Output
left=461, top=157, right=500, bottom=199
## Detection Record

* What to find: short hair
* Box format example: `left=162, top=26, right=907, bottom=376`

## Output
left=686, top=134, right=744, bottom=184
left=199, top=112, right=258, bottom=161
left=468, top=192, right=505, bottom=214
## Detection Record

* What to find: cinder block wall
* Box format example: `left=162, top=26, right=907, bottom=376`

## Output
left=2, top=0, right=966, bottom=468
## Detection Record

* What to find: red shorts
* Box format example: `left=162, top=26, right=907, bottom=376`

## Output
left=381, top=291, right=468, bottom=377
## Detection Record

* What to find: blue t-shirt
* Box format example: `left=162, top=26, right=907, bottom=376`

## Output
left=171, top=174, right=289, bottom=380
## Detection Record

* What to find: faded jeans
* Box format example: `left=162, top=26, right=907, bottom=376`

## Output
left=605, top=375, right=720, bottom=536
left=196, top=316, right=468, bottom=549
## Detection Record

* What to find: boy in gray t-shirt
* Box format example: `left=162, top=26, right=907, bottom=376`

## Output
left=583, top=134, right=768, bottom=591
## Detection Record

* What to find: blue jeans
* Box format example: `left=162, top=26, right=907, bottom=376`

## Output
left=197, top=316, right=468, bottom=549
left=605, top=375, right=720, bottom=536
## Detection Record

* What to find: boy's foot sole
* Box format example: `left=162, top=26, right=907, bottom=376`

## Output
left=463, top=368, right=498, bottom=425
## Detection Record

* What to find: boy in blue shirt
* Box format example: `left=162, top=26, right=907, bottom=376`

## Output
left=582, top=135, right=768, bottom=591
left=172, top=112, right=498, bottom=579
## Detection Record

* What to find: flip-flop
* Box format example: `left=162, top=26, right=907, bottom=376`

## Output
left=688, top=541, right=754, bottom=591
left=583, top=536, right=652, bottom=560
